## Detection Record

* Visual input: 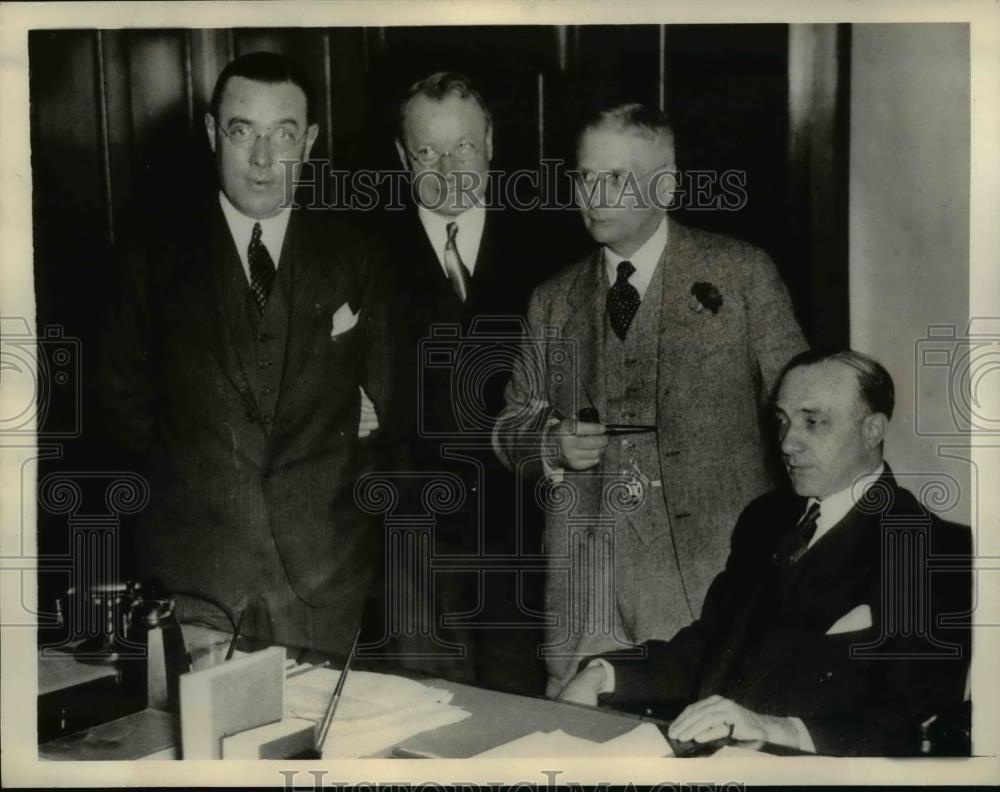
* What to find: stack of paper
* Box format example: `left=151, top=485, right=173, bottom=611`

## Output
left=284, top=668, right=470, bottom=758
left=475, top=723, right=672, bottom=758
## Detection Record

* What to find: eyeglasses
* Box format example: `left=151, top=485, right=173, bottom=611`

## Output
left=574, top=162, right=675, bottom=196
left=407, top=140, right=482, bottom=167
left=219, top=122, right=306, bottom=156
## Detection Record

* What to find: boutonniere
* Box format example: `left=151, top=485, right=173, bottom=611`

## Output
left=689, top=282, right=724, bottom=315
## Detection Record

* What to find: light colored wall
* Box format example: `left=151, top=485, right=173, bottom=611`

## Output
left=849, top=23, right=970, bottom=523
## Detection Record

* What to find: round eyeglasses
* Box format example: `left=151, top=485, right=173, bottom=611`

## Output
left=408, top=140, right=481, bottom=168
left=219, top=123, right=306, bottom=156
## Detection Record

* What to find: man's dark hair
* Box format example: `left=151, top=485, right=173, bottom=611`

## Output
left=398, top=71, right=492, bottom=135
left=779, top=348, right=896, bottom=419
left=210, top=51, right=315, bottom=124
left=578, top=102, right=675, bottom=154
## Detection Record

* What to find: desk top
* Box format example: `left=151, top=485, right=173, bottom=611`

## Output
left=397, top=679, right=663, bottom=758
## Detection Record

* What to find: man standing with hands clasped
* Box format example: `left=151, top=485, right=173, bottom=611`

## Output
left=559, top=350, right=971, bottom=756
left=101, top=52, right=390, bottom=654
left=494, top=103, right=807, bottom=696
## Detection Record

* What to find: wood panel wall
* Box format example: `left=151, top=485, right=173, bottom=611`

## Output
left=28, top=23, right=850, bottom=443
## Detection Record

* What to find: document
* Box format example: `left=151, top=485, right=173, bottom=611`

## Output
left=284, top=668, right=470, bottom=758
left=475, top=723, right=672, bottom=758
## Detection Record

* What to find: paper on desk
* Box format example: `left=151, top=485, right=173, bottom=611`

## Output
left=284, top=668, right=470, bottom=758
left=476, top=723, right=671, bottom=758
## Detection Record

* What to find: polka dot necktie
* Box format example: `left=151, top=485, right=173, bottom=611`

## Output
left=444, top=221, right=472, bottom=302
left=606, top=260, right=641, bottom=340
left=774, top=499, right=821, bottom=568
left=248, top=222, right=276, bottom=314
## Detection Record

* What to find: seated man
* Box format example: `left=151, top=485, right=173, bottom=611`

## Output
left=559, top=349, right=972, bottom=756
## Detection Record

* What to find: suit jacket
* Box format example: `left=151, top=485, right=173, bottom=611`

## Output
left=597, top=467, right=972, bottom=756
left=381, top=207, right=557, bottom=551
left=495, top=219, right=807, bottom=676
left=100, top=199, right=391, bottom=653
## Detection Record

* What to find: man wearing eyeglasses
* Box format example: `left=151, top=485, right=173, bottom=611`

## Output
left=494, top=103, right=807, bottom=696
left=363, top=72, right=556, bottom=693
left=100, top=52, right=390, bottom=655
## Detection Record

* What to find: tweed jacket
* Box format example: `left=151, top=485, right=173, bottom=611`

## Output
left=494, top=218, right=807, bottom=685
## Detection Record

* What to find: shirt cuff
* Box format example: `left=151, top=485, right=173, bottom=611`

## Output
left=587, top=659, right=616, bottom=694
left=541, top=415, right=565, bottom=483
left=788, top=716, right=816, bottom=753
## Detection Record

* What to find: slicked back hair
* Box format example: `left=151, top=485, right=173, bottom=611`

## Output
left=578, top=102, right=675, bottom=156
left=779, top=348, right=896, bottom=420
left=398, top=71, right=493, bottom=135
left=210, top=51, right=315, bottom=124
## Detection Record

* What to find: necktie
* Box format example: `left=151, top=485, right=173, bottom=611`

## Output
left=443, top=221, right=472, bottom=302
left=248, top=222, right=276, bottom=314
left=607, top=260, right=641, bottom=340
left=774, top=500, right=821, bottom=568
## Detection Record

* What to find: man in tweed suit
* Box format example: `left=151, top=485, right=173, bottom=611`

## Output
left=494, top=103, right=807, bottom=696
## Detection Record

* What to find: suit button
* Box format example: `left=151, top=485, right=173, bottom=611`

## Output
left=644, top=707, right=653, bottom=716
left=263, top=468, right=272, bottom=479
left=259, top=360, right=271, bottom=369
left=625, top=387, right=639, bottom=398
left=258, top=333, right=271, bottom=343
left=245, top=411, right=256, bottom=423
left=262, top=386, right=274, bottom=395
left=819, top=670, right=833, bottom=682
left=263, top=415, right=274, bottom=425
left=625, top=358, right=637, bottom=367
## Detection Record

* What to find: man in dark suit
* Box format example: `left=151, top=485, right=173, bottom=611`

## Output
left=494, top=103, right=807, bottom=695
left=559, top=350, right=972, bottom=756
left=100, top=52, right=389, bottom=655
left=365, top=72, right=552, bottom=692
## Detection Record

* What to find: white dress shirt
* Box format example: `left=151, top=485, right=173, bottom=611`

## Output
left=603, top=217, right=668, bottom=298
left=417, top=204, right=487, bottom=278
left=218, top=191, right=292, bottom=285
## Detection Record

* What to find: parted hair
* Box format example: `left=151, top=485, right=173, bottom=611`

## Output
left=210, top=51, right=315, bottom=123
left=398, top=71, right=492, bottom=133
left=780, top=348, right=896, bottom=419
left=578, top=102, right=675, bottom=153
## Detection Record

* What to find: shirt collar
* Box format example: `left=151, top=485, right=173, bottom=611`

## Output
left=218, top=191, right=292, bottom=268
left=808, top=462, right=887, bottom=544
left=417, top=204, right=487, bottom=275
left=603, top=217, right=668, bottom=298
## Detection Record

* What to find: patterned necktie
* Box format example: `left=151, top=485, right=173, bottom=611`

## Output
left=443, top=221, right=472, bottom=302
left=607, top=260, right=641, bottom=340
left=774, top=500, right=821, bottom=568
left=248, top=222, right=276, bottom=314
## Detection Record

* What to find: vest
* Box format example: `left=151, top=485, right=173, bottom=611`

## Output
left=230, top=251, right=293, bottom=436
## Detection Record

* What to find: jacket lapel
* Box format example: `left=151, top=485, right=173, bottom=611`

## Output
left=559, top=250, right=606, bottom=417
left=191, top=204, right=259, bottom=415
left=276, top=211, right=335, bottom=399
left=656, top=219, right=708, bottom=410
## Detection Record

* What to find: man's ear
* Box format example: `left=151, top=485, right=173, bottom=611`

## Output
left=862, top=411, right=889, bottom=449
left=651, top=159, right=677, bottom=210
left=394, top=138, right=409, bottom=170
left=303, top=123, right=320, bottom=162
left=204, top=112, right=217, bottom=154
left=485, top=125, right=494, bottom=163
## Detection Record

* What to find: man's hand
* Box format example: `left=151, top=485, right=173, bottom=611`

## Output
left=358, top=387, right=379, bottom=438
left=557, top=663, right=607, bottom=707
left=553, top=418, right=607, bottom=471
left=667, top=694, right=799, bottom=748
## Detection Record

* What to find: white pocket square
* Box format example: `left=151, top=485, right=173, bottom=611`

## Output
left=330, top=302, right=359, bottom=337
left=826, top=604, right=872, bottom=635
